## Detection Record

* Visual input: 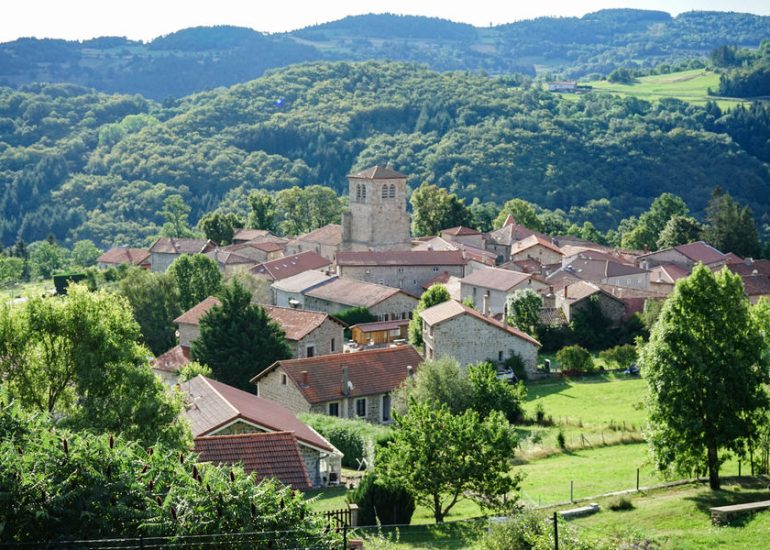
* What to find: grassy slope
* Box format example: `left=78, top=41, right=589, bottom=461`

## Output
left=584, top=69, right=747, bottom=109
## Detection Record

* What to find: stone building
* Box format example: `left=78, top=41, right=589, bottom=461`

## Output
left=180, top=375, right=341, bottom=488
left=253, top=346, right=423, bottom=425
left=554, top=280, right=627, bottom=323
left=341, top=165, right=411, bottom=252
left=419, top=299, right=540, bottom=376
left=302, top=277, right=418, bottom=321
left=249, top=251, right=332, bottom=283
left=637, top=241, right=726, bottom=270
left=147, top=238, right=217, bottom=272
left=97, top=247, right=150, bottom=270
left=459, top=267, right=547, bottom=317
left=285, top=224, right=343, bottom=262
left=509, top=235, right=564, bottom=265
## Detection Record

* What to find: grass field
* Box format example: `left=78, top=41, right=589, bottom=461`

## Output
left=584, top=69, right=747, bottom=110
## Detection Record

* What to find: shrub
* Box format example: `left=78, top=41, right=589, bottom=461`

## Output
left=556, top=345, right=595, bottom=374
left=608, top=496, right=635, bottom=511
left=479, top=511, right=590, bottom=549
left=347, top=471, right=415, bottom=526
left=599, top=344, right=637, bottom=370
left=556, top=428, right=567, bottom=450
left=299, top=414, right=390, bottom=469
left=535, top=402, right=546, bottom=424
left=504, top=353, right=527, bottom=381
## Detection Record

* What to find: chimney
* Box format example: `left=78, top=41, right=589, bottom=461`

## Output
left=302, top=370, right=309, bottom=386
left=407, top=365, right=414, bottom=379
left=564, top=285, right=569, bottom=299
left=483, top=292, right=490, bottom=316
left=341, top=366, right=350, bottom=396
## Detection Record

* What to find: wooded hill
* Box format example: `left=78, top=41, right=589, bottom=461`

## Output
left=2, top=10, right=770, bottom=99
left=2, top=61, right=770, bottom=248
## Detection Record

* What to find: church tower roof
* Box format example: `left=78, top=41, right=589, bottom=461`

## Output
left=348, top=164, right=407, bottom=180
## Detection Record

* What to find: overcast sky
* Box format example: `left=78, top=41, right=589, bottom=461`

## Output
left=3, top=0, right=770, bottom=42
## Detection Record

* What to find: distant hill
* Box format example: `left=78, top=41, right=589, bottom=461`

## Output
left=2, top=10, right=770, bottom=99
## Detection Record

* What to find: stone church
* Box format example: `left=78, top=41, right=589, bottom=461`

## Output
left=341, top=164, right=412, bottom=252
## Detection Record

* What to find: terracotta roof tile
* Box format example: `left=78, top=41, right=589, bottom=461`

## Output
left=650, top=263, right=690, bottom=284
left=741, top=274, right=770, bottom=297
left=250, top=251, right=331, bottom=281
left=262, top=305, right=343, bottom=341
left=441, top=226, right=481, bottom=237
left=511, top=234, right=564, bottom=256
left=420, top=300, right=541, bottom=347
left=348, top=165, right=407, bottom=179
left=194, top=432, right=312, bottom=490
left=97, top=247, right=150, bottom=266
left=174, top=296, right=221, bottom=325
left=205, top=249, right=257, bottom=266
left=304, top=278, right=403, bottom=308
left=288, top=224, right=342, bottom=246
left=180, top=375, right=335, bottom=452
left=232, top=229, right=276, bottom=242
left=672, top=241, right=726, bottom=264
left=151, top=345, right=191, bottom=373
left=336, top=250, right=466, bottom=267
left=728, top=259, right=770, bottom=277
left=486, top=222, right=545, bottom=246
left=149, top=238, right=216, bottom=255
left=253, top=346, right=423, bottom=404
left=460, top=267, right=531, bottom=292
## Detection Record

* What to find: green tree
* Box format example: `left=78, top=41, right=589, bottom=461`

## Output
left=247, top=189, right=277, bottom=231
left=275, top=185, right=343, bottom=236
left=493, top=198, right=543, bottom=231
left=640, top=265, right=769, bottom=489
left=556, top=345, right=595, bottom=373
left=468, top=198, right=498, bottom=232
left=347, top=470, right=416, bottom=526
left=467, top=361, right=526, bottom=423
left=158, top=194, right=195, bottom=238
left=378, top=402, right=520, bottom=523
left=167, top=254, right=223, bottom=311
left=393, top=356, right=472, bottom=415
left=119, top=267, right=182, bottom=355
left=197, top=211, right=243, bottom=245
left=570, top=295, right=614, bottom=350
left=70, top=239, right=101, bottom=268
left=177, top=360, right=213, bottom=382
left=702, top=188, right=762, bottom=257
left=506, top=288, right=543, bottom=335
left=408, top=284, right=451, bottom=346
left=656, top=215, right=703, bottom=249
left=0, top=257, right=24, bottom=287
left=409, top=182, right=471, bottom=236
left=0, top=285, right=189, bottom=449
left=621, top=193, right=688, bottom=251
left=192, top=280, right=291, bottom=391
left=28, top=241, right=68, bottom=278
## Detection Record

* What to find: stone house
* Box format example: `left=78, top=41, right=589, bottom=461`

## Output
left=151, top=344, right=191, bottom=385
left=551, top=256, right=650, bottom=290
left=180, top=375, right=341, bottom=488
left=285, top=224, right=342, bottom=262
left=173, top=296, right=344, bottom=359
left=411, top=237, right=496, bottom=274
left=253, top=346, right=424, bottom=425
left=637, top=241, right=726, bottom=271
left=419, top=299, right=540, bottom=376
left=272, top=271, right=335, bottom=308
left=484, top=215, right=544, bottom=261
left=231, top=228, right=280, bottom=245
left=509, top=235, right=564, bottom=265
left=220, top=241, right=286, bottom=263
left=250, top=251, right=332, bottom=283
left=302, top=277, right=418, bottom=321
left=440, top=226, right=486, bottom=249
left=648, top=263, right=690, bottom=294
left=554, top=280, right=627, bottom=323
left=204, top=249, right=258, bottom=274
left=336, top=250, right=467, bottom=297
left=459, top=267, right=547, bottom=317
left=148, top=238, right=217, bottom=272
left=97, top=247, right=150, bottom=270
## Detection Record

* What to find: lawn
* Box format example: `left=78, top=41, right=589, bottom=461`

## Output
left=584, top=69, right=747, bottom=110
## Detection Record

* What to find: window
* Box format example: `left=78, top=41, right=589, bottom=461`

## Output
left=397, top=267, right=404, bottom=273
left=472, top=287, right=477, bottom=298
left=328, top=402, right=340, bottom=417
left=401, top=312, right=408, bottom=320
left=361, top=185, right=367, bottom=202
left=432, top=267, right=439, bottom=272
left=331, top=338, right=336, bottom=352
left=355, top=398, right=367, bottom=417
left=382, top=184, right=388, bottom=198
left=389, top=184, right=396, bottom=198
left=382, top=394, right=392, bottom=422
left=281, top=374, right=287, bottom=385
left=306, top=345, right=315, bottom=358
left=355, top=184, right=361, bottom=201
left=498, top=351, right=504, bottom=362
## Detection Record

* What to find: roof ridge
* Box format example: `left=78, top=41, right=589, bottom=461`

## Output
left=200, top=376, right=239, bottom=417
left=195, top=430, right=295, bottom=441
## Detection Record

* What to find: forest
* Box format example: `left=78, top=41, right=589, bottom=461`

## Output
left=2, top=10, right=770, bottom=99
left=2, top=60, right=770, bottom=248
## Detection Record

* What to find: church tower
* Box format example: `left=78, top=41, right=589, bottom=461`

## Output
left=341, top=164, right=411, bottom=251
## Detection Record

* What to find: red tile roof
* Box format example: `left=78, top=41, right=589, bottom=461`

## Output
left=174, top=296, right=221, bottom=325
left=348, top=165, right=407, bottom=179
left=650, top=263, right=690, bottom=284
left=460, top=267, right=531, bottom=292
left=149, top=238, right=216, bottom=255
left=441, top=226, right=481, bottom=237
left=250, top=251, right=331, bottom=281
left=289, top=224, right=342, bottom=246
left=151, top=345, right=191, bottom=373
left=181, top=375, right=335, bottom=452
left=262, top=305, right=344, bottom=341
left=336, top=250, right=466, bottom=267
left=673, top=241, right=726, bottom=264
left=486, top=222, right=543, bottom=247
left=501, top=259, right=542, bottom=274
left=421, top=272, right=452, bottom=289
left=420, top=300, right=541, bottom=347
left=97, top=247, right=150, bottom=266
left=728, top=259, right=770, bottom=277
left=724, top=252, right=744, bottom=265
left=741, top=274, right=770, bottom=297
left=205, top=249, right=257, bottom=266
left=232, top=229, right=277, bottom=242
left=194, top=432, right=312, bottom=490
left=253, top=346, right=423, bottom=404
left=304, top=278, right=405, bottom=308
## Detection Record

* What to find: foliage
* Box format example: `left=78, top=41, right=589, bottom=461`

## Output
left=28, top=240, right=68, bottom=279
left=408, top=284, right=450, bottom=346
left=478, top=510, right=591, bottom=550
left=409, top=182, right=470, bottom=236
left=70, top=239, right=101, bottom=268
left=393, top=356, right=471, bottom=416
left=0, top=256, right=24, bottom=287
left=620, top=193, right=689, bottom=251
left=158, top=194, right=196, bottom=238
left=378, top=402, right=520, bottom=523
left=556, top=345, right=595, bottom=374
left=0, top=285, right=190, bottom=449
left=197, top=211, right=243, bottom=245
left=177, top=361, right=212, bottom=382
left=598, top=344, right=638, bottom=370
left=701, top=187, right=762, bottom=258
left=656, top=215, right=703, bottom=249
left=608, top=496, right=635, bottom=511
left=225, top=267, right=272, bottom=305
left=506, top=288, right=543, bottom=335
left=569, top=296, right=614, bottom=350
left=347, top=470, right=416, bottom=526
left=640, top=298, right=665, bottom=332
left=639, top=264, right=769, bottom=489
left=493, top=198, right=543, bottom=231
left=247, top=189, right=277, bottom=231
left=299, top=413, right=390, bottom=469
left=467, top=361, right=526, bottom=423
left=167, top=254, right=222, bottom=311
left=119, top=268, right=182, bottom=356
left=192, top=280, right=291, bottom=391
left=0, top=395, right=337, bottom=544
left=274, top=185, right=343, bottom=236
left=332, top=306, right=376, bottom=328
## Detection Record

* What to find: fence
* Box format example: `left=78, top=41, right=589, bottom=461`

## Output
left=317, top=503, right=359, bottom=529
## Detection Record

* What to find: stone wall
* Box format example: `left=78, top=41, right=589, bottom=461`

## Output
left=178, top=323, right=200, bottom=348
left=341, top=176, right=411, bottom=252
left=303, top=292, right=417, bottom=321
left=150, top=252, right=178, bottom=273
left=338, top=264, right=465, bottom=297
left=256, top=368, right=312, bottom=415
left=307, top=393, right=393, bottom=425
left=510, top=245, right=563, bottom=265
left=294, top=319, right=345, bottom=358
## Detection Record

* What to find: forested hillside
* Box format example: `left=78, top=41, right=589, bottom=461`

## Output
left=2, top=61, right=770, bottom=248
left=2, top=10, right=770, bottom=99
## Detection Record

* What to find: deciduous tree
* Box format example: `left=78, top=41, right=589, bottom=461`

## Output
left=247, top=189, right=276, bottom=231
left=410, top=183, right=471, bottom=236
left=197, top=211, right=243, bottom=245
left=167, top=254, right=222, bottom=311
left=408, top=284, right=450, bottom=346
left=506, top=288, right=543, bottom=336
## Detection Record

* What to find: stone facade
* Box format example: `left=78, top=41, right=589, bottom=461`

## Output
left=605, top=271, right=650, bottom=290
left=150, top=252, right=179, bottom=273
left=178, top=323, right=200, bottom=348
left=337, top=264, right=465, bottom=297
left=422, top=313, right=539, bottom=376
left=558, top=292, right=626, bottom=323
left=257, top=367, right=313, bottom=414
left=460, top=279, right=548, bottom=317
left=303, top=291, right=417, bottom=322
left=341, top=167, right=411, bottom=252
left=510, top=244, right=563, bottom=265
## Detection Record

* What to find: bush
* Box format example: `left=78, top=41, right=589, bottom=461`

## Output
left=599, top=344, right=637, bottom=370
left=347, top=471, right=415, bottom=526
left=479, top=511, right=591, bottom=549
left=556, top=345, right=595, bottom=374
left=608, top=496, right=635, bottom=511
left=333, top=307, right=376, bottom=339
left=556, top=428, right=567, bottom=450
left=504, top=353, right=527, bottom=381
left=299, top=414, right=390, bottom=469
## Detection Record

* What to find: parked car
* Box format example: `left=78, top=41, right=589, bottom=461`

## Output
left=496, top=368, right=518, bottom=384
left=624, top=363, right=640, bottom=375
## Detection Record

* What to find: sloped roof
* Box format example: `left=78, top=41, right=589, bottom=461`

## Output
left=560, top=280, right=626, bottom=306
left=262, top=305, right=344, bottom=341
left=271, top=271, right=335, bottom=294
left=724, top=252, right=744, bottom=265
left=728, top=259, right=770, bottom=278
left=486, top=222, right=542, bottom=247
left=420, top=300, right=540, bottom=347
left=336, top=250, right=466, bottom=267
left=420, top=273, right=462, bottom=301
left=180, top=375, right=335, bottom=452
left=501, top=259, right=542, bottom=275
left=194, top=432, right=312, bottom=490
left=222, top=240, right=287, bottom=254
left=149, top=238, right=216, bottom=255
left=97, top=247, right=150, bottom=266
left=742, top=274, right=770, bottom=297
left=673, top=241, right=726, bottom=264
left=348, top=165, right=406, bottom=180
left=151, top=345, right=191, bottom=373
left=511, top=234, right=564, bottom=256
left=441, top=226, right=481, bottom=237
left=650, top=263, right=690, bottom=284
left=174, top=296, right=221, bottom=325
left=205, top=249, right=257, bottom=266
left=232, top=229, right=276, bottom=242
left=250, top=251, right=332, bottom=281
left=460, top=267, right=531, bottom=292
left=304, top=278, right=404, bottom=308
left=350, top=319, right=410, bottom=333
left=253, top=346, right=423, bottom=403
left=289, top=224, right=342, bottom=246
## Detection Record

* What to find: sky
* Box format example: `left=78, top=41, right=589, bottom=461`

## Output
left=2, top=0, right=770, bottom=43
